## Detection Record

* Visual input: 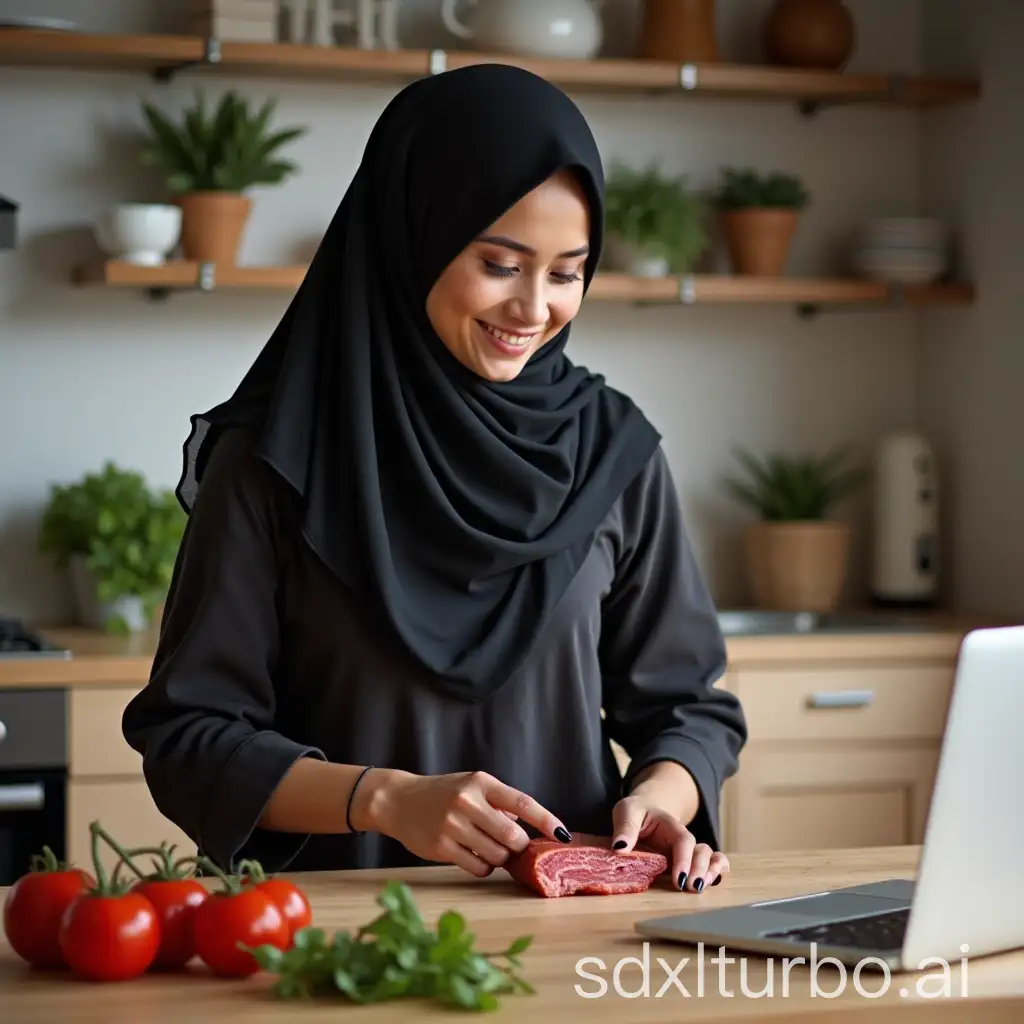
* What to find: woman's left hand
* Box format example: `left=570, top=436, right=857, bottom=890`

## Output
left=610, top=794, right=729, bottom=893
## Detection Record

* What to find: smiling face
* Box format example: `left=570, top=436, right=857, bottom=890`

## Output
left=425, top=169, right=592, bottom=382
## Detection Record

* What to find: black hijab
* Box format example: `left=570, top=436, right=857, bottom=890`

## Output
left=177, top=64, right=661, bottom=702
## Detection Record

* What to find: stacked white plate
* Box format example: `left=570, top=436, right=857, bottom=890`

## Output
left=851, top=217, right=949, bottom=284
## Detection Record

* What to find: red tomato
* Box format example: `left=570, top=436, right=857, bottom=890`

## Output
left=247, top=878, right=312, bottom=941
left=3, top=857, right=93, bottom=967
left=59, top=892, right=161, bottom=981
left=131, top=879, right=208, bottom=969
left=193, top=889, right=289, bottom=977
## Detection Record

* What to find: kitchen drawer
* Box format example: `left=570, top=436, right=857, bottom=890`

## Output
left=733, top=665, right=955, bottom=743
left=69, top=686, right=144, bottom=777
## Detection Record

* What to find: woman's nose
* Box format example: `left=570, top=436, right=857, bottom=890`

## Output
left=510, top=278, right=548, bottom=326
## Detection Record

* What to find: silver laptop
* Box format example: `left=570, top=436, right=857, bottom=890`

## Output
left=635, top=625, right=1024, bottom=971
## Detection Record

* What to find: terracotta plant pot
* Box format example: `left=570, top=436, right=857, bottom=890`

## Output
left=763, top=0, right=856, bottom=70
left=744, top=520, right=851, bottom=612
left=177, top=191, right=252, bottom=264
left=720, top=208, right=799, bottom=276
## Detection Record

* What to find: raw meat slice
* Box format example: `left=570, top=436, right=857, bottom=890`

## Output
left=503, top=833, right=668, bottom=898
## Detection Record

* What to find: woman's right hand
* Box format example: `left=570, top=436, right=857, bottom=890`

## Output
left=366, top=770, right=571, bottom=878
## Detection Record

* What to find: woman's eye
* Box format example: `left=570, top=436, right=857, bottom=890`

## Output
left=483, top=260, right=581, bottom=284
left=484, top=260, right=517, bottom=277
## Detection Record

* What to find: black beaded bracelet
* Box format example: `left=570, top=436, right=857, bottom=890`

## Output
left=346, top=765, right=374, bottom=836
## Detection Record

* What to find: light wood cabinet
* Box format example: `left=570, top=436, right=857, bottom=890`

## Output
left=611, top=655, right=957, bottom=854
left=67, top=687, right=195, bottom=873
left=721, top=660, right=955, bottom=853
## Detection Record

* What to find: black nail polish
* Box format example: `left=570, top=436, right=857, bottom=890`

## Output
left=554, top=826, right=571, bottom=843
left=693, top=878, right=704, bottom=892
left=613, top=840, right=627, bottom=850
left=677, top=872, right=687, bottom=891
left=712, top=875, right=722, bottom=886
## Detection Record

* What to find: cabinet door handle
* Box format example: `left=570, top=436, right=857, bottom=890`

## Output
left=0, top=783, right=45, bottom=811
left=0, top=719, right=6, bottom=745
left=806, top=690, right=875, bottom=709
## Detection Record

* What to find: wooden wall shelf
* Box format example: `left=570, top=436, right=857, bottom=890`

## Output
left=73, top=261, right=976, bottom=314
left=0, top=29, right=980, bottom=108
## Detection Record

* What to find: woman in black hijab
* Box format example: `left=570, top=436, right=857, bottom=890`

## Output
left=123, top=64, right=747, bottom=894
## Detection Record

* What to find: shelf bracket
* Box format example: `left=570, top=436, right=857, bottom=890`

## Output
left=197, top=262, right=216, bottom=292
left=428, top=49, right=447, bottom=75
left=798, top=74, right=909, bottom=118
left=152, top=37, right=222, bottom=82
left=795, top=284, right=907, bottom=319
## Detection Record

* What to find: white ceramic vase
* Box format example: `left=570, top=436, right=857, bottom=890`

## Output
left=69, top=555, right=149, bottom=633
left=440, top=0, right=604, bottom=60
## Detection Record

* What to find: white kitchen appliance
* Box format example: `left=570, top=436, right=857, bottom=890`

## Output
left=870, top=432, right=939, bottom=606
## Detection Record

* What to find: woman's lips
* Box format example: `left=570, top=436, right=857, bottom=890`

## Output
left=476, top=319, right=541, bottom=356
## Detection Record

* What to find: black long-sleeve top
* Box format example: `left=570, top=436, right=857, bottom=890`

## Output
left=121, top=427, right=747, bottom=873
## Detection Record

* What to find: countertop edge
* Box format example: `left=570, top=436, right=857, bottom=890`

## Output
left=0, top=611, right=1014, bottom=689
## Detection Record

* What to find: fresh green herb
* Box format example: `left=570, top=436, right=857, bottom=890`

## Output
left=37, top=461, right=185, bottom=633
left=604, top=161, right=709, bottom=272
left=244, top=880, right=534, bottom=1011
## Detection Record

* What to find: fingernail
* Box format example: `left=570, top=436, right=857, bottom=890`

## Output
left=677, top=872, right=687, bottom=890
left=693, top=878, right=705, bottom=892
left=712, top=875, right=722, bottom=886
left=554, top=826, right=571, bottom=843
left=613, top=840, right=627, bottom=850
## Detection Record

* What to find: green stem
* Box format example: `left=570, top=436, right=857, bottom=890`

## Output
left=173, top=854, right=202, bottom=878
left=195, top=855, right=242, bottom=895
left=88, top=821, right=111, bottom=895
left=30, top=845, right=61, bottom=873
left=91, top=823, right=148, bottom=884
left=236, top=858, right=266, bottom=883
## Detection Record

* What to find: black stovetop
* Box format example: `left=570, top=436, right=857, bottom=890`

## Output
left=0, top=617, right=71, bottom=658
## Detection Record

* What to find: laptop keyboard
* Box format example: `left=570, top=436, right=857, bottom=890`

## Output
left=765, top=907, right=910, bottom=952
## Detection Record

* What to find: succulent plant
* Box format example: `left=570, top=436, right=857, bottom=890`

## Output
left=139, top=90, right=306, bottom=193
left=724, top=445, right=866, bottom=520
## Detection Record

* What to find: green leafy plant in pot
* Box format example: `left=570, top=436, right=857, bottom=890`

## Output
left=712, top=167, right=809, bottom=276
left=604, top=162, right=709, bottom=277
left=139, top=90, right=306, bottom=266
left=38, top=462, right=186, bottom=634
left=724, top=444, right=866, bottom=611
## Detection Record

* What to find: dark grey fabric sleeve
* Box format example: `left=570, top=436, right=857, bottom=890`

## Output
left=121, top=429, right=325, bottom=872
left=599, top=446, right=747, bottom=851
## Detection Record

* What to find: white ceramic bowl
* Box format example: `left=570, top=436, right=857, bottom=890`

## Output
left=94, top=203, right=182, bottom=265
left=851, top=217, right=950, bottom=283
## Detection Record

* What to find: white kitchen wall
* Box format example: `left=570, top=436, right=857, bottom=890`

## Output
left=0, top=0, right=936, bottom=622
left=919, top=0, right=1024, bottom=618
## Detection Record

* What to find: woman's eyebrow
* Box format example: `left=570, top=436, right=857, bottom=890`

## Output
left=476, top=234, right=590, bottom=259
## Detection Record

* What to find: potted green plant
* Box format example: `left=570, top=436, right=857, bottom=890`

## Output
left=38, top=462, right=186, bottom=634
left=723, top=444, right=866, bottom=611
left=139, top=90, right=306, bottom=265
left=604, top=162, right=709, bottom=277
left=712, top=167, right=810, bottom=276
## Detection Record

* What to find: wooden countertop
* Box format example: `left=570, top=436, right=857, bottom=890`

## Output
left=2, top=846, right=1022, bottom=1022
left=0, top=611, right=1009, bottom=690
